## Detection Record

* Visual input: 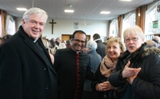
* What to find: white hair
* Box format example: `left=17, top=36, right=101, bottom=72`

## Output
left=23, top=7, right=48, bottom=23
left=86, top=40, right=97, bottom=51
left=59, top=43, right=66, bottom=49
left=123, top=25, right=145, bottom=41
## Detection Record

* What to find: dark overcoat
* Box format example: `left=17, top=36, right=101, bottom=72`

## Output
left=95, top=40, right=106, bottom=58
left=0, top=26, right=58, bottom=99
left=109, top=44, right=160, bottom=99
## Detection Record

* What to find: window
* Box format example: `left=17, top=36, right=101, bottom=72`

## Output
left=6, top=15, right=16, bottom=35
left=145, top=1, right=160, bottom=39
left=123, top=12, right=136, bottom=33
left=122, top=12, right=136, bottom=40
left=109, top=19, right=118, bottom=37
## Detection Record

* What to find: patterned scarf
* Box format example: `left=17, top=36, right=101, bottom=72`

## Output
left=100, top=55, right=117, bottom=77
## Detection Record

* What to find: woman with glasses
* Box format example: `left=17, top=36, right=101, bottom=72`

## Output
left=108, top=25, right=160, bottom=99
left=91, top=37, right=125, bottom=99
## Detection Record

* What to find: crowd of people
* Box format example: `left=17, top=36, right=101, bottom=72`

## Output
left=0, top=7, right=160, bottom=99
left=0, top=34, right=12, bottom=46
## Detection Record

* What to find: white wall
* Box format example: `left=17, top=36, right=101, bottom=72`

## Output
left=17, top=18, right=108, bottom=41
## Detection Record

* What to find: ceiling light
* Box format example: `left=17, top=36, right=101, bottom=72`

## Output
left=64, top=9, right=74, bottom=13
left=100, top=11, right=110, bottom=14
left=119, top=0, right=132, bottom=1
left=16, top=8, right=27, bottom=11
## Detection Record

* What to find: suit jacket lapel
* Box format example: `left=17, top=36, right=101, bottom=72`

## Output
left=23, top=37, right=57, bottom=75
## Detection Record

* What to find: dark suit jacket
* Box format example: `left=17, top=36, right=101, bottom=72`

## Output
left=95, top=40, right=106, bottom=58
left=54, top=48, right=91, bottom=99
left=0, top=26, right=58, bottom=99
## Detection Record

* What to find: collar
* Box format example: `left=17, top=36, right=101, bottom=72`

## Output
left=71, top=47, right=83, bottom=54
left=33, top=38, right=39, bottom=43
left=94, top=38, right=101, bottom=41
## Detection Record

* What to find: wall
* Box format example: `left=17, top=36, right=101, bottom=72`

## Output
left=17, top=18, right=108, bottom=41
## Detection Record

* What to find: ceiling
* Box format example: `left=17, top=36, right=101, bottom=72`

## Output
left=0, top=0, right=156, bottom=21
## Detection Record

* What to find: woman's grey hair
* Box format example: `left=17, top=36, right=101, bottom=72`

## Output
left=23, top=7, right=48, bottom=23
left=86, top=40, right=97, bottom=51
left=123, top=25, right=145, bottom=41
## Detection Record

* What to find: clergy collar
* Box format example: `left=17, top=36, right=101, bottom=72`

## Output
left=19, top=26, right=39, bottom=43
left=71, top=47, right=83, bottom=54
left=33, top=38, right=39, bottom=43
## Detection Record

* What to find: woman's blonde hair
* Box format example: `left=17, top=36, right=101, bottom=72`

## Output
left=106, top=37, right=126, bottom=54
left=123, top=25, right=145, bottom=41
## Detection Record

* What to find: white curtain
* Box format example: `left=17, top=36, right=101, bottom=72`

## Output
left=109, top=19, right=118, bottom=37
left=6, top=15, right=15, bottom=35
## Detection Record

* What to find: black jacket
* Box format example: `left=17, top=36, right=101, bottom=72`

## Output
left=95, top=40, right=106, bottom=58
left=54, top=48, right=92, bottom=99
left=109, top=43, right=160, bottom=99
left=0, top=26, right=58, bottom=99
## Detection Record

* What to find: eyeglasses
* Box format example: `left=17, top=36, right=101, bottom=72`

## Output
left=125, top=37, right=139, bottom=43
left=73, top=39, right=86, bottom=44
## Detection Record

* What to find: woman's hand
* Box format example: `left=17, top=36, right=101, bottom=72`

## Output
left=127, top=68, right=141, bottom=84
left=122, top=61, right=141, bottom=78
left=96, top=81, right=115, bottom=91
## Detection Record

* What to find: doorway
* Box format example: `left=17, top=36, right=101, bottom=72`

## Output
left=61, top=34, right=90, bottom=42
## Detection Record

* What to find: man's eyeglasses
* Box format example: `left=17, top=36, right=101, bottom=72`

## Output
left=73, top=39, right=86, bottom=44
left=125, top=37, right=139, bottom=43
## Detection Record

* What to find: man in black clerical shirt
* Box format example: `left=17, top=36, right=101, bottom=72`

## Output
left=54, top=30, right=93, bottom=99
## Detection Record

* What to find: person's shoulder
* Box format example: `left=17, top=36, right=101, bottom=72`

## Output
left=80, top=51, right=90, bottom=57
left=97, top=54, right=102, bottom=60
left=143, top=47, right=160, bottom=57
left=1, top=35, right=19, bottom=47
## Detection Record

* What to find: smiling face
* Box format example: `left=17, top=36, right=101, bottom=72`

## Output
left=107, top=42, right=122, bottom=60
left=22, top=14, right=46, bottom=40
left=71, top=32, right=86, bottom=52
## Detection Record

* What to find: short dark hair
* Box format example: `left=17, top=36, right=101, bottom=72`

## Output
left=66, top=40, right=71, bottom=45
left=71, top=30, right=86, bottom=39
left=93, top=33, right=100, bottom=39
left=2, top=35, right=12, bottom=40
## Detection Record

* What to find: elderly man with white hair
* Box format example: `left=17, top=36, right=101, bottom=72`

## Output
left=82, top=40, right=102, bottom=99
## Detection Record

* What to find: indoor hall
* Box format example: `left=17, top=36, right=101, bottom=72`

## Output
left=0, top=0, right=160, bottom=99
left=0, top=0, right=159, bottom=41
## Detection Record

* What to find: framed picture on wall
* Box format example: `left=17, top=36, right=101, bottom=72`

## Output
left=74, top=22, right=79, bottom=29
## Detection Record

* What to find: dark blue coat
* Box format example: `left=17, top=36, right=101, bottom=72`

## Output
left=83, top=50, right=102, bottom=91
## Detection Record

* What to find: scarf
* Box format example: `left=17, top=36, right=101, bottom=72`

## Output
left=100, top=55, right=117, bottom=77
